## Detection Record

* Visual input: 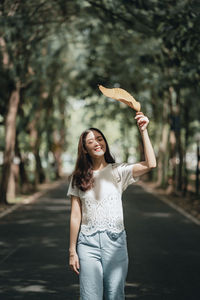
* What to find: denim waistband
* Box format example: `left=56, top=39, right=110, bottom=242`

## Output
left=79, top=229, right=126, bottom=241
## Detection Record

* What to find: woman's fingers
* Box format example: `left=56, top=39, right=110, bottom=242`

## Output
left=136, top=111, right=144, bottom=115
left=141, top=124, right=147, bottom=131
left=135, top=113, right=149, bottom=131
left=70, top=262, right=79, bottom=275
left=135, top=114, right=147, bottom=120
left=138, top=117, right=146, bottom=123
left=73, top=264, right=79, bottom=275
left=136, top=116, right=149, bottom=125
left=69, top=257, right=80, bottom=275
left=135, top=114, right=148, bottom=121
left=135, top=112, right=144, bottom=119
left=69, top=263, right=74, bottom=271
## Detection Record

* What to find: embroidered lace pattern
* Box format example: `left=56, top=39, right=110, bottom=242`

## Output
left=67, top=163, right=138, bottom=235
left=81, top=193, right=124, bottom=235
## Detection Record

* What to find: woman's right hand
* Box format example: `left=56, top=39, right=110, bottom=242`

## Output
left=69, top=251, right=80, bottom=275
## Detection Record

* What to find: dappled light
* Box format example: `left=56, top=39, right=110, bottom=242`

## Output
left=125, top=281, right=176, bottom=298
left=0, top=0, right=199, bottom=210
left=142, top=212, right=173, bottom=218
left=0, top=183, right=79, bottom=299
left=13, top=284, right=53, bottom=293
left=0, top=182, right=200, bottom=299
left=0, top=0, right=200, bottom=299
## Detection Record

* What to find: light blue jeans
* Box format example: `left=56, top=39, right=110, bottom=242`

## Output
left=77, top=230, right=129, bottom=300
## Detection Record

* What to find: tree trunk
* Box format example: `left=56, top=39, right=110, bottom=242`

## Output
left=182, top=101, right=189, bottom=196
left=196, top=141, right=200, bottom=196
left=52, top=141, right=63, bottom=179
left=156, top=92, right=170, bottom=188
left=51, top=97, right=66, bottom=178
left=7, top=163, right=16, bottom=201
left=167, top=86, right=181, bottom=194
left=34, top=148, right=45, bottom=184
left=156, top=123, right=170, bottom=187
left=175, top=89, right=183, bottom=192
left=15, top=134, right=31, bottom=194
left=0, top=84, right=20, bottom=204
left=28, top=114, right=45, bottom=186
left=176, top=129, right=183, bottom=191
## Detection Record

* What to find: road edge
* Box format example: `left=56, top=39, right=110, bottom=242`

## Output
left=138, top=182, right=200, bottom=226
left=0, top=177, right=68, bottom=219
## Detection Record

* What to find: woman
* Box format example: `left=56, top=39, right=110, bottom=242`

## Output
left=67, top=112, right=156, bottom=300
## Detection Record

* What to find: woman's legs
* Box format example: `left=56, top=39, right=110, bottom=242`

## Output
left=77, top=231, right=128, bottom=300
left=77, top=233, right=103, bottom=300
left=101, top=231, right=129, bottom=300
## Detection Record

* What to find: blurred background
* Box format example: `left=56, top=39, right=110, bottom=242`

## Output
left=0, top=0, right=199, bottom=207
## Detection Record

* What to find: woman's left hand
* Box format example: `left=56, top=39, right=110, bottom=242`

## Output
left=135, top=112, right=149, bottom=131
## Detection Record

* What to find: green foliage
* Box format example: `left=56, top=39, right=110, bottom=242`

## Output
left=0, top=0, right=199, bottom=194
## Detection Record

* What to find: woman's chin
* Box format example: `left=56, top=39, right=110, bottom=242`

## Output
left=92, top=150, right=105, bottom=157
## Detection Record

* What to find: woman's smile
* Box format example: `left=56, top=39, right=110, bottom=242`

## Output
left=94, top=145, right=103, bottom=152
left=93, top=145, right=104, bottom=155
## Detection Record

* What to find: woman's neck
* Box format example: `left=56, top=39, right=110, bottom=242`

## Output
left=92, top=157, right=108, bottom=171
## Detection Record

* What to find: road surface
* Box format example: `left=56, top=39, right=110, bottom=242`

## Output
left=0, top=182, right=200, bottom=300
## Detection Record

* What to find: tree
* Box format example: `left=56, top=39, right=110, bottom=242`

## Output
left=0, top=0, right=73, bottom=203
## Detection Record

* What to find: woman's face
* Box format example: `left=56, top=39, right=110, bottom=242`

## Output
left=85, top=130, right=106, bottom=158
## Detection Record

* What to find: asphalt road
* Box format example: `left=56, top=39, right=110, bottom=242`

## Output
left=0, top=182, right=200, bottom=300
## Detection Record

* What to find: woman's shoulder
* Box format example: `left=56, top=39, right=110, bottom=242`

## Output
left=111, top=162, right=130, bottom=169
left=110, top=163, right=124, bottom=183
left=111, top=162, right=135, bottom=178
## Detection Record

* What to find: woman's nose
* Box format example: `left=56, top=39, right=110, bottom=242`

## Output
left=94, top=140, right=100, bottom=146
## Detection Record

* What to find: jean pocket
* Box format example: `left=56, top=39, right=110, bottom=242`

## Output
left=106, top=230, right=126, bottom=242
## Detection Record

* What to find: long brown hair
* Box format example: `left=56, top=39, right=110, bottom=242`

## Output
left=72, top=128, right=115, bottom=191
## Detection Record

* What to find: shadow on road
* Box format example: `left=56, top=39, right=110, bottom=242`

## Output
left=0, top=183, right=79, bottom=299
left=0, top=183, right=200, bottom=299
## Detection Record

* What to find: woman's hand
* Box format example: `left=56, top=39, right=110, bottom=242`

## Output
left=135, top=112, right=149, bottom=131
left=69, top=251, right=80, bottom=275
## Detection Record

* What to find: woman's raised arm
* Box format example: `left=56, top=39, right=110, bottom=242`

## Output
left=132, top=112, right=157, bottom=177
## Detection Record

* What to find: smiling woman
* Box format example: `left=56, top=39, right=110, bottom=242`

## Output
left=71, top=128, right=115, bottom=192
left=85, top=131, right=106, bottom=157
left=67, top=114, right=156, bottom=300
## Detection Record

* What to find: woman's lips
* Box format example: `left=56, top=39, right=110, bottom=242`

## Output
left=94, top=146, right=102, bottom=152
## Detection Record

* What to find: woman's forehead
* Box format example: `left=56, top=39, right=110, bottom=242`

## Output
left=86, top=130, right=102, bottom=141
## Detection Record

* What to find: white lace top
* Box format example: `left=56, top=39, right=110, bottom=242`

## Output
left=67, top=163, right=139, bottom=235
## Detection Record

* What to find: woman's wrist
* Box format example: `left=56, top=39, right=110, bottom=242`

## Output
left=69, top=248, right=77, bottom=255
left=140, top=128, right=148, bottom=135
